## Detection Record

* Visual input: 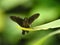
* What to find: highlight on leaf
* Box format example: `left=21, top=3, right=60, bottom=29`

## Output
left=16, top=19, right=60, bottom=31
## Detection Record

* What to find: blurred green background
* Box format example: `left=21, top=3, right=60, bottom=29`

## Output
left=0, top=0, right=60, bottom=45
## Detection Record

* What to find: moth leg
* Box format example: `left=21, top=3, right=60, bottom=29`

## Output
left=26, top=31, right=29, bottom=33
left=22, top=30, right=25, bottom=35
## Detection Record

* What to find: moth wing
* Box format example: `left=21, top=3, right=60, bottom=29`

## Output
left=28, top=13, right=40, bottom=24
left=10, top=16, right=23, bottom=26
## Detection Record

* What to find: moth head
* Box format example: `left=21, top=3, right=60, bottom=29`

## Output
left=24, top=18, right=28, bottom=22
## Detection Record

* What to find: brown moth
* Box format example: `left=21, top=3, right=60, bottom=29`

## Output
left=10, top=13, right=40, bottom=35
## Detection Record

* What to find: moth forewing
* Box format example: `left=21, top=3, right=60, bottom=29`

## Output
left=10, top=16, right=23, bottom=26
left=28, top=13, right=40, bottom=25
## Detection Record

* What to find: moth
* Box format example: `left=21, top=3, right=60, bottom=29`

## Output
left=10, top=13, right=40, bottom=35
